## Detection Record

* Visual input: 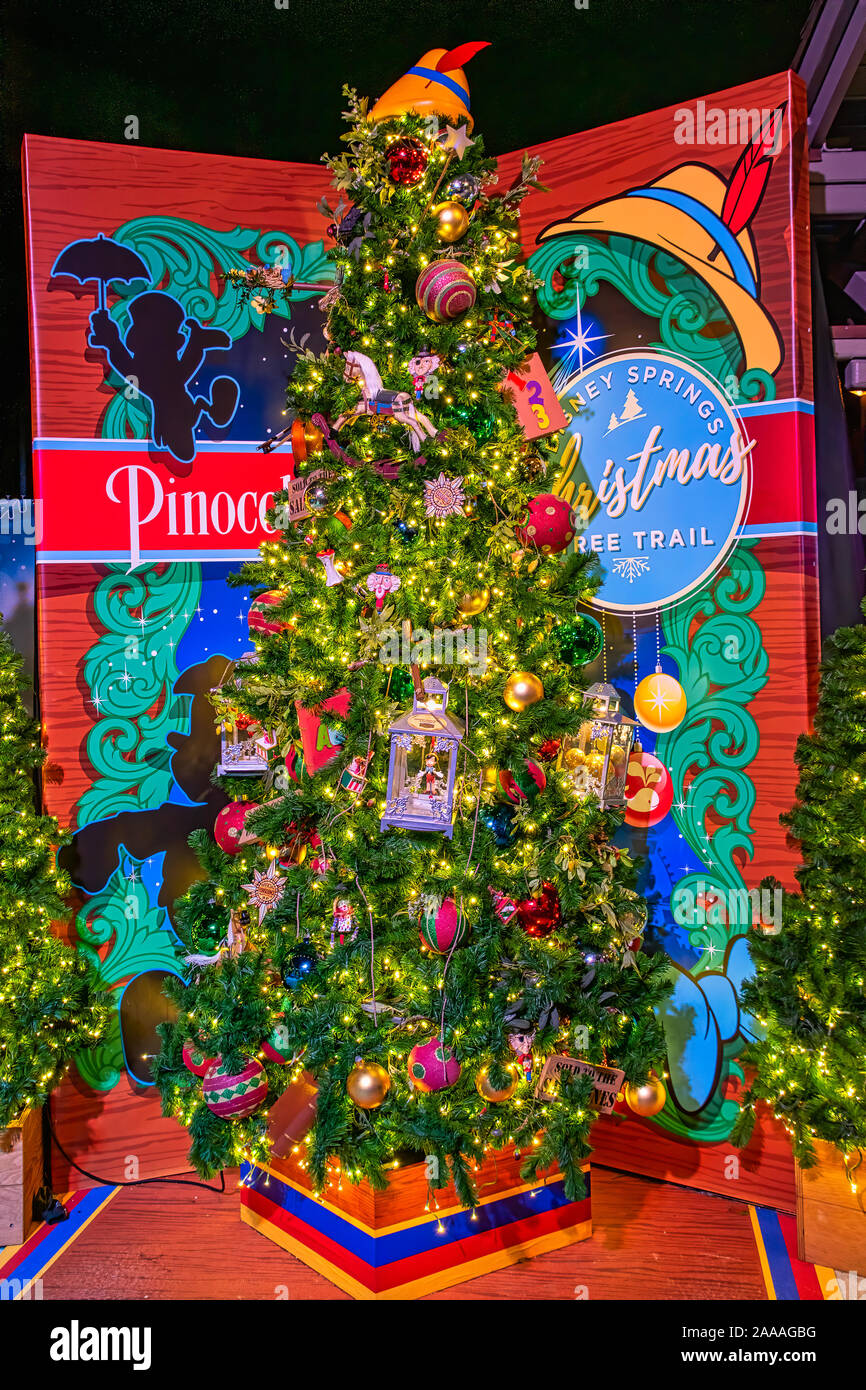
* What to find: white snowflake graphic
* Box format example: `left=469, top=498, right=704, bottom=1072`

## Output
left=612, top=556, right=651, bottom=583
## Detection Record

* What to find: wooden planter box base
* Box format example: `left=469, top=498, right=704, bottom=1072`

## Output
left=0, top=1110, right=43, bottom=1248
left=797, top=1139, right=866, bottom=1277
left=240, top=1147, right=591, bottom=1299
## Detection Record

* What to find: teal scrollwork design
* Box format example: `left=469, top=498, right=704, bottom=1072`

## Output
left=99, top=217, right=334, bottom=440
left=658, top=541, right=768, bottom=967
left=73, top=849, right=184, bottom=1092
left=78, top=563, right=202, bottom=827
left=647, top=542, right=769, bottom=1141
left=527, top=233, right=776, bottom=402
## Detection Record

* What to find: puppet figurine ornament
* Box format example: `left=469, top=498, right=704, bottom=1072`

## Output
left=331, top=897, right=356, bottom=947
left=508, top=1030, right=535, bottom=1082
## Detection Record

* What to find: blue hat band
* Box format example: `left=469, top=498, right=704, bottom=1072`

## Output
left=407, top=66, right=471, bottom=109
left=625, top=187, right=757, bottom=298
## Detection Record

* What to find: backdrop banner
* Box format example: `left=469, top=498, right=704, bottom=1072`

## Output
left=24, top=69, right=814, bottom=1208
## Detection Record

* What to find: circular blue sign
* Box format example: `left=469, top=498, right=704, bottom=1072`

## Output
left=552, top=351, right=751, bottom=612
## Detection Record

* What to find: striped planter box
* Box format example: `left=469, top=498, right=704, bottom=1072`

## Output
left=240, top=1148, right=591, bottom=1299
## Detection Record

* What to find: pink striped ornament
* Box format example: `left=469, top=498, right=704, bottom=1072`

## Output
left=202, top=1057, right=268, bottom=1119
left=415, top=259, right=477, bottom=322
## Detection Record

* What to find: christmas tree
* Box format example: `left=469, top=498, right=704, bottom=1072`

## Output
left=0, top=626, right=110, bottom=1128
left=733, top=608, right=866, bottom=1167
left=154, top=59, right=671, bottom=1207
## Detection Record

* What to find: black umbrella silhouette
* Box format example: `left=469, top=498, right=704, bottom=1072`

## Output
left=51, top=233, right=150, bottom=310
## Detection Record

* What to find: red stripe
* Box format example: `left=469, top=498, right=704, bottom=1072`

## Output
left=243, top=1185, right=590, bottom=1295
left=778, top=1212, right=825, bottom=1301
left=0, top=1190, right=89, bottom=1279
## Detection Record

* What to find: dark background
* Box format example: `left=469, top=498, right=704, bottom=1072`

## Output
left=1, top=0, right=815, bottom=495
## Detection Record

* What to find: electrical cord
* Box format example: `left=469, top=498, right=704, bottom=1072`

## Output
left=45, top=1098, right=229, bottom=1194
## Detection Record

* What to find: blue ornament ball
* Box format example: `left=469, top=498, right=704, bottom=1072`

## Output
left=283, top=942, right=319, bottom=990
left=483, top=805, right=516, bottom=847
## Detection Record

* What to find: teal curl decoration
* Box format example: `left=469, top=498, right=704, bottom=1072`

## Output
left=78, top=563, right=202, bottom=826
left=74, top=849, right=184, bottom=1092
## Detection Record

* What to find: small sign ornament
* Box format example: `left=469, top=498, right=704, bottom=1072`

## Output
left=534, top=1055, right=626, bottom=1115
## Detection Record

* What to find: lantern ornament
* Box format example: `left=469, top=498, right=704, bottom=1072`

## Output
left=214, top=653, right=276, bottom=776
left=560, top=682, right=637, bottom=809
left=380, top=677, right=464, bottom=839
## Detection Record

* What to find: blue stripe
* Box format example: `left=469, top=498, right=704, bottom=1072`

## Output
left=0, top=1187, right=115, bottom=1293
left=33, top=438, right=275, bottom=453
left=755, top=1207, right=800, bottom=1300
left=36, top=550, right=266, bottom=564
left=407, top=66, right=470, bottom=109
left=737, top=398, right=814, bottom=417
left=625, top=187, right=757, bottom=297
left=739, top=523, right=817, bottom=536
left=242, top=1162, right=585, bottom=1267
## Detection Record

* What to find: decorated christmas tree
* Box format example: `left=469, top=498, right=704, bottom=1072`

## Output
left=154, top=48, right=671, bottom=1207
left=733, top=607, right=866, bottom=1167
left=0, top=626, right=110, bottom=1128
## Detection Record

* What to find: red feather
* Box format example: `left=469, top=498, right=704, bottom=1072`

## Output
left=719, top=102, right=787, bottom=236
left=436, top=42, right=491, bottom=72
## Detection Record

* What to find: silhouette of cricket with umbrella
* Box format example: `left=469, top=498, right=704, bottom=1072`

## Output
left=51, top=233, right=240, bottom=473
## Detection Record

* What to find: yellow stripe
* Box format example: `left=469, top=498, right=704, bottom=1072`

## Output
left=14, top=1188, right=120, bottom=1298
left=748, top=1205, right=776, bottom=1301
left=241, top=1203, right=592, bottom=1300
left=246, top=1161, right=588, bottom=1239
left=814, top=1264, right=838, bottom=1300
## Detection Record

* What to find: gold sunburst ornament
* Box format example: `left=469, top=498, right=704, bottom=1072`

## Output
left=242, top=858, right=287, bottom=923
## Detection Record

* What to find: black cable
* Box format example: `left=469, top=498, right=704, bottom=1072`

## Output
left=45, top=1098, right=228, bottom=1194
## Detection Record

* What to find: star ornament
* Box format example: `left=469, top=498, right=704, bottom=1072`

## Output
left=424, top=473, right=466, bottom=519
left=242, top=858, right=286, bottom=923
left=441, top=123, right=475, bottom=160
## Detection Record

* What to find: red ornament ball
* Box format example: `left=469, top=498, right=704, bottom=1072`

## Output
left=624, top=749, right=673, bottom=829
left=387, top=137, right=428, bottom=186
left=407, top=1037, right=461, bottom=1093
left=515, top=882, right=562, bottom=938
left=249, top=590, right=292, bottom=636
left=182, top=1041, right=217, bottom=1077
left=202, top=1057, right=268, bottom=1119
left=515, top=494, right=576, bottom=554
left=537, top=737, right=561, bottom=763
left=214, top=801, right=260, bottom=855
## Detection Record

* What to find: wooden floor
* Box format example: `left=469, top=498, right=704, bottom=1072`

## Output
left=38, top=1167, right=768, bottom=1300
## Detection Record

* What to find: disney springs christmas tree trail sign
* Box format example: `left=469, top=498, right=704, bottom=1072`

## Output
left=23, top=67, right=813, bottom=1209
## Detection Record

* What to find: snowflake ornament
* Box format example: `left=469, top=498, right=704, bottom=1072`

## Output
left=424, top=473, right=466, bottom=519
left=242, top=858, right=287, bottom=923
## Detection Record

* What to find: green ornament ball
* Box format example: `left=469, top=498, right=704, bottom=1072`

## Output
left=389, top=668, right=416, bottom=703
left=559, top=615, right=604, bottom=667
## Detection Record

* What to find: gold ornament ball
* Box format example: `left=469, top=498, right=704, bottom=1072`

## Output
left=347, top=1061, right=391, bottom=1110
left=503, top=671, right=544, bottom=712
left=475, top=1064, right=520, bottom=1103
left=457, top=586, right=490, bottom=616
left=564, top=747, right=586, bottom=769
left=624, top=1071, right=667, bottom=1118
left=586, top=751, right=605, bottom=774
left=481, top=764, right=499, bottom=789
left=609, top=744, right=627, bottom=766
left=634, top=671, right=687, bottom=733
left=432, top=199, right=471, bottom=244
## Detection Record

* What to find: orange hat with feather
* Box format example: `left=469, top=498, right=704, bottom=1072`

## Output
left=370, top=43, right=490, bottom=131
